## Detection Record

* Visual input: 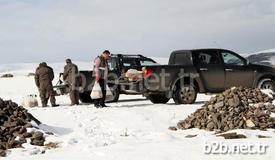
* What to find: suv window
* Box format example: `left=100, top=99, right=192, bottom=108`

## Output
left=221, top=52, right=244, bottom=66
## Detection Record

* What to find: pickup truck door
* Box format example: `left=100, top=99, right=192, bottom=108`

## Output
left=193, top=50, right=225, bottom=92
left=220, top=51, right=254, bottom=89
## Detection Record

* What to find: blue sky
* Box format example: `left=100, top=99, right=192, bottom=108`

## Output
left=0, top=0, right=275, bottom=63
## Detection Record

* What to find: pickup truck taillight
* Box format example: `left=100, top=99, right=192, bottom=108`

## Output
left=144, top=68, right=153, bottom=78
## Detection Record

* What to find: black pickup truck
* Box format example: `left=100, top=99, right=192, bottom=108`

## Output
left=54, top=54, right=157, bottom=103
left=142, top=48, right=275, bottom=104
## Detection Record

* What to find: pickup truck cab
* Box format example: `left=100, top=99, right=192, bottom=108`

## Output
left=142, top=48, right=275, bottom=104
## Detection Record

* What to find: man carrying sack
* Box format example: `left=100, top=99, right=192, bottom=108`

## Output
left=92, top=50, right=111, bottom=108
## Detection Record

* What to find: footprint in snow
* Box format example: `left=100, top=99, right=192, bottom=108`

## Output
left=67, top=138, right=79, bottom=145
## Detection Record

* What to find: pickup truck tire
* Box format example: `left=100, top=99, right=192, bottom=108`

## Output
left=173, top=84, right=197, bottom=104
left=79, top=91, right=93, bottom=103
left=147, top=94, right=170, bottom=104
left=258, top=79, right=275, bottom=91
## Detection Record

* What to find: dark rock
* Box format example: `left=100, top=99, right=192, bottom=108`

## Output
left=168, top=126, right=178, bottom=131
left=0, top=149, right=6, bottom=157
left=257, top=135, right=272, bottom=138
left=23, top=132, right=33, bottom=138
left=45, top=131, right=54, bottom=135
left=206, top=122, right=215, bottom=130
left=177, top=87, right=275, bottom=132
left=254, top=109, right=263, bottom=118
left=31, top=139, right=45, bottom=146
left=185, top=134, right=197, bottom=138
left=228, top=96, right=240, bottom=108
left=32, top=131, right=44, bottom=139
left=211, top=113, right=220, bottom=125
left=214, top=101, right=224, bottom=109
left=0, top=74, right=13, bottom=78
left=238, top=120, right=244, bottom=128
left=45, top=142, right=59, bottom=149
left=0, top=98, right=45, bottom=152
left=217, top=132, right=247, bottom=139
left=24, top=123, right=33, bottom=128
left=27, top=73, right=35, bottom=77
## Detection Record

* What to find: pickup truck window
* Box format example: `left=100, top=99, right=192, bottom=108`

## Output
left=196, top=52, right=220, bottom=65
left=174, top=53, right=193, bottom=65
left=222, top=52, right=244, bottom=66
left=140, top=60, right=156, bottom=66
left=122, top=58, right=140, bottom=67
left=107, top=58, right=117, bottom=71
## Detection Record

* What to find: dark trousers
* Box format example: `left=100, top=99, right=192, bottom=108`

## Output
left=94, top=79, right=106, bottom=106
left=39, top=84, right=56, bottom=107
left=69, top=87, right=79, bottom=105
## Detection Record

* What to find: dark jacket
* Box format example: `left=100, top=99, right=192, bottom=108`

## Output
left=63, top=62, right=79, bottom=85
left=35, top=64, right=54, bottom=88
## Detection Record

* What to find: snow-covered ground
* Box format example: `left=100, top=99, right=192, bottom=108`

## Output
left=0, top=62, right=275, bottom=160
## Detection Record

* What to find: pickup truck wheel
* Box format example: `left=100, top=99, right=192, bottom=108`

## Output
left=173, top=85, right=197, bottom=104
left=258, top=79, right=275, bottom=91
left=79, top=91, right=93, bottom=103
left=147, top=94, right=170, bottom=104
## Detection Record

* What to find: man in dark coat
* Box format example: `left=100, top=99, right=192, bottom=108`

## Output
left=63, top=59, right=80, bottom=105
left=92, top=50, right=110, bottom=108
left=35, top=62, right=59, bottom=107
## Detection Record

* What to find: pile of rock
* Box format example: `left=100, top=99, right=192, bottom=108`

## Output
left=0, top=98, right=45, bottom=157
left=1, top=74, right=14, bottom=78
left=177, top=87, right=275, bottom=132
left=27, top=73, right=35, bottom=77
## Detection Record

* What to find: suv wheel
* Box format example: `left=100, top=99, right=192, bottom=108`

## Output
left=173, top=84, right=197, bottom=104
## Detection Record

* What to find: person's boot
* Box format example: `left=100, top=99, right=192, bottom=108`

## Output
left=94, top=102, right=102, bottom=108
left=101, top=103, right=109, bottom=108
left=70, top=101, right=79, bottom=106
left=94, top=100, right=102, bottom=108
left=94, top=104, right=102, bottom=108
left=52, top=104, right=59, bottom=107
